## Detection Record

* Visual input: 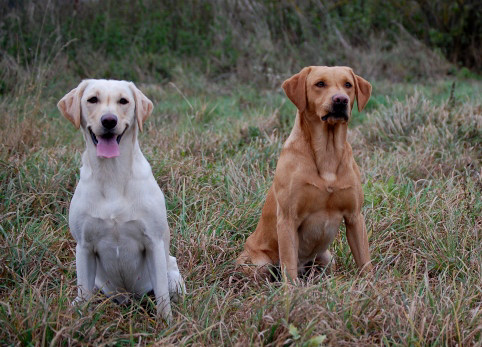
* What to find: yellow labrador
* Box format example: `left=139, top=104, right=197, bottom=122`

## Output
left=58, top=79, right=184, bottom=322
left=237, top=66, right=372, bottom=279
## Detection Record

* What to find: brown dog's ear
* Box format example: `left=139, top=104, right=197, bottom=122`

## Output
left=129, top=83, right=153, bottom=132
left=352, top=73, right=372, bottom=112
left=282, top=67, right=312, bottom=113
left=57, top=80, right=90, bottom=129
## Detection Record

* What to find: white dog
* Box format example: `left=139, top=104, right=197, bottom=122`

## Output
left=58, top=79, right=184, bottom=322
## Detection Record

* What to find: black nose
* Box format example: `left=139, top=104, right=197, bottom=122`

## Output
left=101, top=114, right=117, bottom=129
left=332, top=94, right=349, bottom=104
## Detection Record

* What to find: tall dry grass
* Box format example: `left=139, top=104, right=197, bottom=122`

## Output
left=0, top=74, right=480, bottom=345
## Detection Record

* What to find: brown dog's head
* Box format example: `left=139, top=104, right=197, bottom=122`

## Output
left=57, top=79, right=153, bottom=158
left=282, top=66, right=371, bottom=124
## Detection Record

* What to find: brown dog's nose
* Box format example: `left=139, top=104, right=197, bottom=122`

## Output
left=101, top=114, right=117, bottom=129
left=332, top=94, right=349, bottom=105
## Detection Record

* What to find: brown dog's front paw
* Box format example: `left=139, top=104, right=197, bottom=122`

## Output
left=359, top=262, right=373, bottom=274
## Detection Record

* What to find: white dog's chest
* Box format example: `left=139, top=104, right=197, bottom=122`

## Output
left=70, top=178, right=165, bottom=239
left=81, top=216, right=146, bottom=248
left=74, top=183, right=145, bottom=219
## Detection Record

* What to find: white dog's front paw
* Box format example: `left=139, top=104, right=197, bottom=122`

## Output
left=71, top=288, right=95, bottom=307
left=167, top=256, right=185, bottom=302
left=168, top=271, right=185, bottom=303
left=157, top=303, right=173, bottom=325
left=71, top=296, right=85, bottom=306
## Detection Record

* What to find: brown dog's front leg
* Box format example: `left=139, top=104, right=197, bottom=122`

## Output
left=345, top=213, right=372, bottom=272
left=277, top=214, right=299, bottom=280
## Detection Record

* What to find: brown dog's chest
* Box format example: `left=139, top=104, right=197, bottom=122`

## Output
left=300, top=174, right=359, bottom=214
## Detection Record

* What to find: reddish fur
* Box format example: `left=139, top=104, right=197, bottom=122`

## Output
left=237, top=66, right=373, bottom=279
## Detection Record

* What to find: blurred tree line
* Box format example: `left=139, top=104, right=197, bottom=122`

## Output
left=0, top=0, right=480, bottom=91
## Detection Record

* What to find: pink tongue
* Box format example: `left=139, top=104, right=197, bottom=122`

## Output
left=96, top=137, right=120, bottom=158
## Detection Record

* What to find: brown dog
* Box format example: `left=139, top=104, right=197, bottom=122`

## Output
left=237, top=66, right=372, bottom=279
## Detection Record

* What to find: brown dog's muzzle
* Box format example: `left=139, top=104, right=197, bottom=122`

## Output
left=322, top=93, right=350, bottom=122
left=332, top=93, right=349, bottom=105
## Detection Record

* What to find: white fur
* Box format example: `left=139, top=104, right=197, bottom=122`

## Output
left=58, top=79, right=184, bottom=323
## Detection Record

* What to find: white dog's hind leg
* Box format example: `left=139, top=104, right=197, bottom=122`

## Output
left=73, top=244, right=96, bottom=305
left=167, top=255, right=185, bottom=302
left=146, top=241, right=172, bottom=323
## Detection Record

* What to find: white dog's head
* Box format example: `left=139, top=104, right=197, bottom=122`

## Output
left=57, top=79, right=153, bottom=158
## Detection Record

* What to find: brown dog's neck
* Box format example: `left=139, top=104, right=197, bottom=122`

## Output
left=298, top=112, right=348, bottom=176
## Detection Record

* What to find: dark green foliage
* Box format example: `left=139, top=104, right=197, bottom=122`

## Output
left=0, top=0, right=479, bottom=94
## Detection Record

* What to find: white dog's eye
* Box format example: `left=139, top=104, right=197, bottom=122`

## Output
left=119, top=98, right=129, bottom=105
left=345, top=82, right=352, bottom=88
left=315, top=81, right=325, bottom=87
left=87, top=96, right=98, bottom=103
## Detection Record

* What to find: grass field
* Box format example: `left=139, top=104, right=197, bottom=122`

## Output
left=1, top=70, right=480, bottom=345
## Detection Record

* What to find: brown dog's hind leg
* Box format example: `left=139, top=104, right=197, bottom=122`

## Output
left=315, top=250, right=333, bottom=266
left=236, top=249, right=275, bottom=280
left=315, top=250, right=335, bottom=274
left=300, top=250, right=335, bottom=279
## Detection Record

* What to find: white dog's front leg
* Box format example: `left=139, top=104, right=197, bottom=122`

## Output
left=146, top=241, right=172, bottom=323
left=74, top=244, right=96, bottom=304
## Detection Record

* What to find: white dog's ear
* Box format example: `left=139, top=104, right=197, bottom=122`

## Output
left=129, top=83, right=153, bottom=132
left=57, top=80, right=90, bottom=129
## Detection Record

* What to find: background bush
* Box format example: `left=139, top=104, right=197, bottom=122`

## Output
left=1, top=0, right=480, bottom=94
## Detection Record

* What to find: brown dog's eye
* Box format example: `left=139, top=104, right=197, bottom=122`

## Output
left=119, top=98, right=129, bottom=105
left=87, top=96, right=98, bottom=103
left=345, top=82, right=352, bottom=88
left=315, top=81, right=325, bottom=87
